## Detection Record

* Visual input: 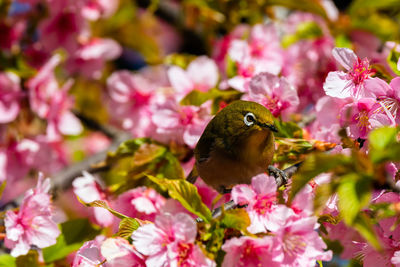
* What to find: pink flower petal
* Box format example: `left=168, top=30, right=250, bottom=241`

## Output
left=332, top=47, right=357, bottom=70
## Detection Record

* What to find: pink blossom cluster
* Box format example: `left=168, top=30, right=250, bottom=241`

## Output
left=2, top=0, right=400, bottom=266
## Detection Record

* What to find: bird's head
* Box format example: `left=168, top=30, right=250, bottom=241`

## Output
left=214, top=100, right=277, bottom=139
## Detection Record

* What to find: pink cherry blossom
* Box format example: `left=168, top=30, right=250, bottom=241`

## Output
left=72, top=172, right=114, bottom=227
left=106, top=70, right=155, bottom=137
left=282, top=36, right=336, bottom=108
left=324, top=47, right=377, bottom=99
left=81, top=0, right=119, bottom=21
left=27, top=55, right=82, bottom=140
left=271, top=215, right=332, bottom=266
left=132, top=212, right=215, bottom=267
left=38, top=0, right=89, bottom=53
left=100, top=238, right=145, bottom=266
left=4, top=174, right=61, bottom=257
left=151, top=99, right=212, bottom=148
left=45, top=81, right=83, bottom=140
left=221, top=236, right=280, bottom=267
left=0, top=72, right=22, bottom=123
left=227, top=24, right=284, bottom=92
left=308, top=96, right=351, bottom=143
left=364, top=77, right=400, bottom=125
left=339, top=98, right=391, bottom=139
left=246, top=72, right=299, bottom=119
left=168, top=56, right=219, bottom=96
left=231, top=173, right=294, bottom=233
left=115, top=186, right=166, bottom=221
left=72, top=236, right=106, bottom=267
left=67, top=38, right=122, bottom=79
left=27, top=54, right=62, bottom=118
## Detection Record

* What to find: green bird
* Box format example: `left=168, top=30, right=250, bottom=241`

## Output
left=187, top=100, right=282, bottom=193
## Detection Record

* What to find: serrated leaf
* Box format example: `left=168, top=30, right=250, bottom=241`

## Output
left=78, top=199, right=131, bottom=220
left=220, top=209, right=250, bottom=232
left=337, top=174, right=371, bottom=225
left=117, top=218, right=141, bottom=238
left=353, top=214, right=382, bottom=251
left=0, top=254, right=15, bottom=267
left=147, top=175, right=212, bottom=222
left=290, top=153, right=349, bottom=201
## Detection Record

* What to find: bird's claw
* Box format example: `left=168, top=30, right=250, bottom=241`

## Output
left=268, top=165, right=288, bottom=187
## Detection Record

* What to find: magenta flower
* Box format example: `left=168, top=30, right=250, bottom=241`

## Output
left=364, top=77, right=400, bottom=125
left=38, top=0, right=89, bottom=53
left=72, top=236, right=106, bottom=267
left=67, top=38, right=122, bottom=79
left=271, top=215, right=332, bottom=266
left=324, top=47, right=377, bottom=99
left=72, top=172, right=114, bottom=227
left=0, top=72, right=22, bottom=123
left=115, top=186, right=166, bottom=221
left=132, top=212, right=215, bottom=267
left=231, top=173, right=294, bottom=233
left=246, top=72, right=299, bottom=118
left=168, top=56, right=219, bottom=96
left=4, top=174, right=61, bottom=257
left=107, top=70, right=155, bottom=137
left=221, top=236, right=279, bottom=267
left=339, top=98, right=391, bottom=139
left=227, top=24, right=284, bottom=92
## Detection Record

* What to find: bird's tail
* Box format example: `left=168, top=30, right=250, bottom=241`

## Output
left=186, top=166, right=198, bottom=184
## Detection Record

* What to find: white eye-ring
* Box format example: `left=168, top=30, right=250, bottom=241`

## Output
left=244, top=112, right=256, bottom=126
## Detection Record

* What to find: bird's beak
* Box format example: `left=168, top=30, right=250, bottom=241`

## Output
left=258, top=122, right=278, bottom=132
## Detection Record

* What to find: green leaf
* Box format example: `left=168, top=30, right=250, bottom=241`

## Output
left=369, top=127, right=400, bottom=163
left=147, top=175, right=212, bottom=222
left=387, top=49, right=400, bottom=76
left=290, top=153, right=349, bottom=201
left=282, top=21, right=323, bottom=48
left=353, top=214, right=382, bottom=250
left=314, top=182, right=338, bottom=214
left=180, top=89, right=241, bottom=107
left=337, top=174, right=371, bottom=225
left=273, top=119, right=303, bottom=138
left=350, top=13, right=400, bottom=41
left=220, top=209, right=250, bottom=232
left=117, top=218, right=141, bottom=239
left=42, top=219, right=100, bottom=263
left=0, top=254, right=16, bottom=267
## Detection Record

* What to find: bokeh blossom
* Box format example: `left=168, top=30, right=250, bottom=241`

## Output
left=5, top=174, right=61, bottom=257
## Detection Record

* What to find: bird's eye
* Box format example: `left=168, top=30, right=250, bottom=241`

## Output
left=244, top=112, right=256, bottom=126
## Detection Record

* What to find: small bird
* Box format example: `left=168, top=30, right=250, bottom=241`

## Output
left=187, top=100, right=282, bottom=193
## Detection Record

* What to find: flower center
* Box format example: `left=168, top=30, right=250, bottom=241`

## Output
left=355, top=110, right=370, bottom=130
left=179, top=107, right=195, bottom=125
left=349, top=58, right=374, bottom=85
left=376, top=96, right=399, bottom=124
left=177, top=242, right=193, bottom=267
left=253, top=194, right=276, bottom=215
left=282, top=233, right=307, bottom=257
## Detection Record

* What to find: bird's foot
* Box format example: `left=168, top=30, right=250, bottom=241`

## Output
left=268, top=165, right=289, bottom=187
